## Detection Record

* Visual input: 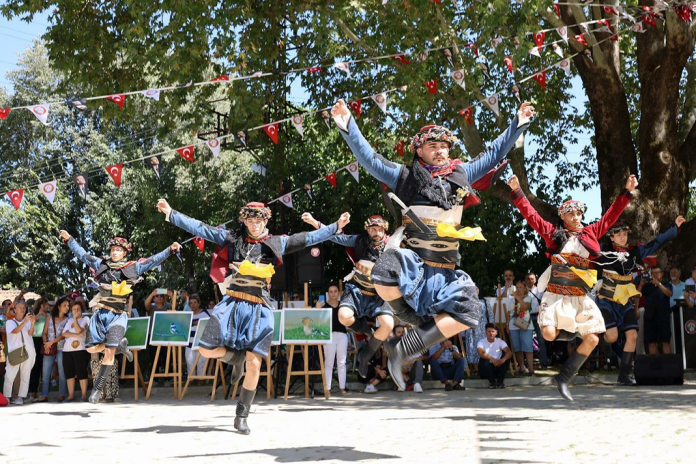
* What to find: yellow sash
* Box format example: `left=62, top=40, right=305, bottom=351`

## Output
left=436, top=223, right=486, bottom=241
left=238, top=260, right=275, bottom=278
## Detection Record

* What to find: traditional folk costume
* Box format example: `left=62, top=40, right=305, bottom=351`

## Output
left=509, top=190, right=633, bottom=400
left=335, top=111, right=530, bottom=390
left=64, top=236, right=174, bottom=403
left=164, top=202, right=339, bottom=434
left=596, top=222, right=680, bottom=385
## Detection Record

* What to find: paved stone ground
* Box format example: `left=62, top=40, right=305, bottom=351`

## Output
left=3, top=383, right=696, bottom=463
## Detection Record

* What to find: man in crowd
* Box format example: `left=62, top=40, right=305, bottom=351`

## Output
left=496, top=270, right=515, bottom=298
left=429, top=338, right=466, bottom=391
left=525, top=272, right=546, bottom=368
left=392, top=325, right=426, bottom=393
left=639, top=267, right=673, bottom=355
left=477, top=323, right=512, bottom=389
left=685, top=264, right=696, bottom=308
left=669, top=268, right=685, bottom=309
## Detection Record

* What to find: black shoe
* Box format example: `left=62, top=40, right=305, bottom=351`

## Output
left=452, top=383, right=465, bottom=391
left=497, top=382, right=506, bottom=389
left=553, top=351, right=588, bottom=401
left=618, top=351, right=637, bottom=386
left=115, top=338, right=133, bottom=363
left=89, top=364, right=111, bottom=404
left=384, top=319, right=446, bottom=391
left=358, top=337, right=383, bottom=378
left=488, top=382, right=496, bottom=389
left=444, top=383, right=453, bottom=391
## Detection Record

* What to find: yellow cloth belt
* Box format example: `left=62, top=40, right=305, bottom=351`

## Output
left=569, top=267, right=598, bottom=289
left=111, top=281, right=133, bottom=296
left=238, top=260, right=275, bottom=279
left=436, top=223, right=486, bottom=241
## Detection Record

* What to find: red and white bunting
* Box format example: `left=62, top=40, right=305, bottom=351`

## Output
left=306, top=66, right=322, bottom=73
left=467, top=43, right=479, bottom=58
left=29, top=104, right=50, bottom=125
left=395, top=140, right=405, bottom=157
left=347, top=162, right=359, bottom=183
left=325, top=172, right=338, bottom=188
left=177, top=145, right=195, bottom=162
left=459, top=107, right=474, bottom=126
left=105, top=164, right=123, bottom=187
left=39, top=181, right=57, bottom=204
left=334, top=62, right=351, bottom=77
left=424, top=79, right=438, bottom=95
left=504, top=56, right=513, bottom=73
left=491, top=37, right=503, bottom=50
left=533, top=31, right=546, bottom=48
left=291, top=114, right=304, bottom=137
left=553, top=3, right=561, bottom=17
left=141, top=89, right=160, bottom=101
left=604, top=6, right=619, bottom=16
left=371, top=93, right=388, bottom=114
left=6, top=189, right=24, bottom=210
left=529, top=47, right=541, bottom=58
left=0, top=108, right=10, bottom=120
left=394, top=54, right=411, bottom=65
left=348, top=100, right=362, bottom=119
left=280, top=193, right=293, bottom=209
left=643, top=13, right=656, bottom=28
left=574, top=34, right=588, bottom=46
left=206, top=138, right=221, bottom=158
left=631, top=22, right=646, bottom=33
left=193, top=237, right=205, bottom=253
left=558, top=58, right=572, bottom=75
left=557, top=26, right=568, bottom=43
left=211, top=75, right=230, bottom=82
left=451, top=69, right=466, bottom=90
left=533, top=71, right=547, bottom=89
left=552, top=43, right=564, bottom=58
left=107, top=94, right=126, bottom=110
left=486, top=94, right=500, bottom=117
left=263, top=123, right=279, bottom=145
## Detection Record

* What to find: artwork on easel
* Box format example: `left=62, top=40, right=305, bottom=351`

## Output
left=150, top=312, right=193, bottom=346
left=282, top=308, right=332, bottom=344
left=125, top=317, right=151, bottom=349
left=191, top=318, right=209, bottom=351
left=485, top=297, right=515, bottom=324
left=272, top=310, right=283, bottom=345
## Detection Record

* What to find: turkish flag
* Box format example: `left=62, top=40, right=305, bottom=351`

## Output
left=394, top=54, right=411, bottom=65
left=467, top=43, right=479, bottom=57
left=504, top=56, right=514, bottom=73
left=0, top=108, right=10, bottom=120
left=533, top=31, right=546, bottom=48
left=105, top=164, right=123, bottom=187
left=177, top=145, right=195, bottom=162
left=395, top=140, right=405, bottom=158
left=424, top=79, right=437, bottom=94
left=263, top=123, right=279, bottom=145
left=211, top=75, right=230, bottom=82
left=66, top=291, right=81, bottom=301
left=603, top=6, right=618, bottom=15
left=643, top=13, right=656, bottom=28
left=107, top=94, right=126, bottom=109
left=574, top=34, right=588, bottom=46
left=348, top=99, right=362, bottom=119
left=553, top=3, right=560, bottom=17
left=193, top=237, right=205, bottom=253
left=306, top=66, right=322, bottom=73
left=6, top=189, right=24, bottom=210
left=325, top=172, right=337, bottom=188
left=533, top=71, right=547, bottom=89
left=459, top=107, right=474, bottom=125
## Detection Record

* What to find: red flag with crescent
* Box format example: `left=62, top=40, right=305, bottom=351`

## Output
left=105, top=164, right=124, bottom=187
left=177, top=145, right=195, bottom=162
left=193, top=237, right=205, bottom=253
left=348, top=100, right=362, bottom=119
left=325, top=172, right=338, bottom=188
left=263, top=123, right=279, bottom=145
left=107, top=94, right=126, bottom=110
left=6, top=189, right=24, bottom=210
left=424, top=79, right=438, bottom=94
left=0, top=108, right=10, bottom=120
left=395, top=140, right=405, bottom=157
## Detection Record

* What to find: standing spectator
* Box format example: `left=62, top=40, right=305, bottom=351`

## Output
left=477, top=323, right=513, bottom=388
left=319, top=285, right=348, bottom=395
left=393, top=325, right=426, bottom=393
left=185, top=294, right=211, bottom=381
left=145, top=289, right=171, bottom=379
left=526, top=272, right=547, bottom=368
left=1, top=299, right=11, bottom=316
left=685, top=264, right=696, bottom=306
left=207, top=299, right=216, bottom=311
left=38, top=297, right=70, bottom=402
left=640, top=267, right=673, bottom=355
left=506, top=281, right=534, bottom=376
left=464, top=287, right=494, bottom=376
left=3, top=301, right=37, bottom=405
left=179, top=290, right=191, bottom=312
left=90, top=353, right=120, bottom=402
left=429, top=338, right=466, bottom=391
left=669, top=268, right=685, bottom=308
left=28, top=298, right=49, bottom=401
left=62, top=301, right=90, bottom=402
left=496, top=270, right=516, bottom=298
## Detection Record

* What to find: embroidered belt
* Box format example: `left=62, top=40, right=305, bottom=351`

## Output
left=402, top=216, right=460, bottom=228
left=359, top=289, right=377, bottom=296
left=547, top=264, right=592, bottom=296
left=602, top=271, right=634, bottom=282
left=355, top=262, right=373, bottom=276
left=422, top=259, right=456, bottom=270
left=226, top=290, right=265, bottom=304
left=546, top=283, right=587, bottom=297
left=551, top=253, right=590, bottom=268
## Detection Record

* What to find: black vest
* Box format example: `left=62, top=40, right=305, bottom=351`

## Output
left=353, top=233, right=383, bottom=264
left=393, top=164, right=478, bottom=209
left=93, top=261, right=141, bottom=311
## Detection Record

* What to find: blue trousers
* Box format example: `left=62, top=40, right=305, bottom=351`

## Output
left=41, top=351, right=67, bottom=398
left=430, top=357, right=466, bottom=383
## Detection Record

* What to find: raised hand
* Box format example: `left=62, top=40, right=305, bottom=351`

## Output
left=337, top=212, right=351, bottom=230
left=59, top=230, right=72, bottom=242
left=507, top=175, right=520, bottom=191
left=301, top=212, right=321, bottom=230
left=156, top=198, right=172, bottom=217
left=331, top=99, right=351, bottom=131
left=625, top=175, right=639, bottom=192
left=675, top=215, right=686, bottom=227
left=517, top=102, right=536, bottom=124
left=170, top=242, right=182, bottom=254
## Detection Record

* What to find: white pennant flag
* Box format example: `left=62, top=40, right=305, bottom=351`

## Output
left=206, top=138, right=221, bottom=158
left=557, top=26, right=569, bottom=43
left=141, top=89, right=160, bottom=101
left=334, top=62, right=351, bottom=77
left=558, top=58, right=572, bottom=75
left=631, top=22, right=646, bottom=33
left=29, top=104, right=50, bottom=125
left=491, top=37, right=503, bottom=49
left=371, top=93, right=388, bottom=114
left=279, top=193, right=293, bottom=209
left=529, top=47, right=541, bottom=57
left=451, top=69, right=466, bottom=90
left=38, top=180, right=57, bottom=204
left=552, top=43, right=564, bottom=58
left=291, top=114, right=304, bottom=137
left=347, top=162, right=360, bottom=183
left=486, top=94, right=500, bottom=117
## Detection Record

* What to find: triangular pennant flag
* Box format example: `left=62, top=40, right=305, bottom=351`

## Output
left=280, top=193, right=293, bottom=209
left=533, top=71, right=547, bottom=89
left=306, top=66, right=322, bottom=73
left=552, top=43, right=564, bottom=58
left=394, top=54, right=412, bottom=64
left=424, top=79, right=438, bottom=94
left=304, top=184, right=314, bottom=201
left=631, top=22, right=646, bottom=33
left=29, top=104, right=50, bottom=125
left=451, top=69, right=466, bottom=90
left=211, top=75, right=230, bottom=82
left=574, top=34, right=588, bottom=46
left=141, top=89, right=160, bottom=101
left=371, top=93, right=388, bottom=114
left=380, top=182, right=389, bottom=191
left=348, top=99, right=362, bottom=119
left=325, top=172, right=338, bottom=188
left=533, top=31, right=546, bottom=48
left=529, top=47, right=541, bottom=58
left=6, top=189, right=24, bottom=210
left=334, top=62, right=351, bottom=77
left=440, top=47, right=454, bottom=68
left=510, top=83, right=522, bottom=102
left=347, top=162, right=360, bottom=183
left=177, top=145, right=195, bottom=162
left=193, top=237, right=205, bottom=253
left=395, top=140, right=405, bottom=157
left=486, top=94, right=500, bottom=117
left=237, top=131, right=248, bottom=147
left=603, top=6, right=619, bottom=16
left=553, top=3, right=561, bottom=17
left=504, top=56, right=514, bottom=73
left=105, top=164, right=123, bottom=187
left=643, top=13, right=656, bottom=28
left=39, top=181, right=57, bottom=204
left=558, top=58, right=572, bottom=75
left=320, top=111, right=332, bottom=130
left=467, top=43, right=479, bottom=57
left=459, top=107, right=474, bottom=125
left=263, top=123, right=279, bottom=145
left=0, top=108, right=10, bottom=120
left=250, top=71, right=263, bottom=78
left=675, top=5, right=691, bottom=23
left=106, top=94, right=126, bottom=110
left=291, top=114, right=304, bottom=137
left=557, top=26, right=568, bottom=43
left=491, top=37, right=503, bottom=49
left=206, top=138, right=221, bottom=158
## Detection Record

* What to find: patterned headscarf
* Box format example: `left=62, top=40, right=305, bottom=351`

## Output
left=558, top=200, right=586, bottom=216
left=238, top=202, right=272, bottom=223
left=106, top=236, right=133, bottom=253
left=364, top=215, right=388, bottom=231
left=608, top=222, right=630, bottom=236
left=408, top=125, right=458, bottom=153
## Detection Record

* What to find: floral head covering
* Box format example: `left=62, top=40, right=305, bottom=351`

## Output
left=238, top=202, right=272, bottom=223
left=106, top=236, right=133, bottom=253
left=408, top=125, right=458, bottom=153
left=558, top=200, right=586, bottom=216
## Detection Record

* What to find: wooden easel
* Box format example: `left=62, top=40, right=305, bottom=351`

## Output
left=230, top=354, right=274, bottom=400
left=179, top=356, right=227, bottom=401
left=283, top=343, right=328, bottom=399
left=493, top=297, right=519, bottom=373
left=455, top=333, right=471, bottom=377
left=145, top=345, right=183, bottom=400
left=119, top=351, right=147, bottom=401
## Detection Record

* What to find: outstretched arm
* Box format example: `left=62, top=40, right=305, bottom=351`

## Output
left=135, top=243, right=181, bottom=275
left=589, top=176, right=638, bottom=238
left=331, top=99, right=402, bottom=190
left=60, top=230, right=102, bottom=271
left=280, top=213, right=351, bottom=255
left=635, top=216, right=684, bottom=261
left=302, top=212, right=359, bottom=247
left=507, top=176, right=555, bottom=239
left=156, top=199, right=227, bottom=245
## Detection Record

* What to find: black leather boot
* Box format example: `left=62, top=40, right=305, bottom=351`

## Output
left=234, top=387, right=256, bottom=435
left=115, top=338, right=133, bottom=363
left=357, top=336, right=383, bottom=378
left=553, top=351, right=587, bottom=401
left=89, top=364, right=112, bottom=404
left=384, top=319, right=447, bottom=391
left=384, top=297, right=425, bottom=327
left=220, top=349, right=246, bottom=385
left=617, top=351, right=636, bottom=386
left=349, top=317, right=374, bottom=336
left=555, top=329, right=580, bottom=342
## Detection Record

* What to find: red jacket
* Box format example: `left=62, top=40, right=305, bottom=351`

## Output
left=510, top=188, right=633, bottom=260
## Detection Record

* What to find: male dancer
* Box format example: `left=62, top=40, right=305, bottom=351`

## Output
left=156, top=199, right=348, bottom=434
left=59, top=231, right=180, bottom=403
left=331, top=98, right=535, bottom=390
left=597, top=216, right=685, bottom=385
left=302, top=212, right=395, bottom=377
left=507, top=174, right=639, bottom=400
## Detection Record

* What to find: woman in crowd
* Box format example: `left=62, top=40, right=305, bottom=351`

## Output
left=3, top=301, right=36, bottom=405
left=62, top=300, right=90, bottom=402
left=319, top=284, right=349, bottom=395
left=185, top=294, right=211, bottom=382
left=506, top=281, right=534, bottom=377
left=28, top=298, right=49, bottom=400
left=464, top=287, right=494, bottom=376
left=37, top=297, right=70, bottom=402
